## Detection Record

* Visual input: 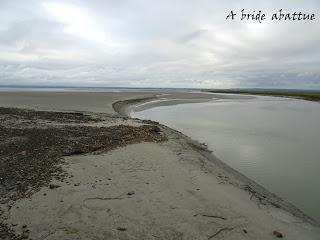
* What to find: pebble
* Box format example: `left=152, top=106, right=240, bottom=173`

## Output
left=273, top=230, right=284, bottom=238
left=49, top=184, right=61, bottom=189
left=117, top=227, right=127, bottom=231
left=21, top=232, right=29, bottom=239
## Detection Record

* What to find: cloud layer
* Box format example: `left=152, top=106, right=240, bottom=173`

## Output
left=0, top=0, right=319, bottom=88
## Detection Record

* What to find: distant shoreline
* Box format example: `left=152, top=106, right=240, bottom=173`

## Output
left=204, top=89, right=320, bottom=102
left=1, top=86, right=320, bottom=103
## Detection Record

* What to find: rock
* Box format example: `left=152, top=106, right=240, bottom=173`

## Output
left=49, top=184, right=61, bottom=189
left=20, top=150, right=27, bottom=156
left=272, top=202, right=281, bottom=208
left=74, top=183, right=80, bottom=186
left=21, top=232, right=29, bottom=239
left=150, top=126, right=161, bottom=133
left=243, top=229, right=248, bottom=234
left=117, top=227, right=127, bottom=231
left=273, top=230, right=284, bottom=238
left=127, top=191, right=135, bottom=196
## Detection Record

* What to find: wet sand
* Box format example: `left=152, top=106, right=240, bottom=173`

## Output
left=0, top=90, right=319, bottom=239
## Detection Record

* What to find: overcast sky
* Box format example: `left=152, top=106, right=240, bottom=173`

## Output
left=0, top=0, right=319, bottom=89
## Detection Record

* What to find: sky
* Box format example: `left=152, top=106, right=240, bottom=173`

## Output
left=0, top=0, right=319, bottom=89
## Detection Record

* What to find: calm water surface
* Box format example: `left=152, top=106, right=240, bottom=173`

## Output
left=132, top=95, right=320, bottom=222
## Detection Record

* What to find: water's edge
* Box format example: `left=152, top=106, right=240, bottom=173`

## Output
left=112, top=96, right=319, bottom=226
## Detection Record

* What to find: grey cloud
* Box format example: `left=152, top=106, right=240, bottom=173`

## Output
left=0, top=0, right=319, bottom=89
left=178, top=29, right=209, bottom=43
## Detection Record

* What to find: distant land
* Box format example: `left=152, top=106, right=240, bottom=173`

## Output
left=1, top=85, right=320, bottom=102
left=205, top=88, right=320, bottom=102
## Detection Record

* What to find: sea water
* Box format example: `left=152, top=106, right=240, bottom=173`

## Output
left=132, top=95, right=320, bottom=222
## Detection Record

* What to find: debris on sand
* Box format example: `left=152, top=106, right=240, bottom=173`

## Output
left=0, top=107, right=166, bottom=239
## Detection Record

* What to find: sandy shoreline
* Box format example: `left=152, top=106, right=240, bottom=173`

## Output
left=0, top=90, right=319, bottom=239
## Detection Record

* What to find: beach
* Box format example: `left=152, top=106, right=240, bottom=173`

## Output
left=0, top=90, right=319, bottom=240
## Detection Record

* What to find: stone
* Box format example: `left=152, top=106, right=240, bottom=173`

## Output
left=273, top=230, right=284, bottom=238
left=127, top=191, right=135, bottom=196
left=49, top=184, right=61, bottom=189
left=117, top=227, right=127, bottom=231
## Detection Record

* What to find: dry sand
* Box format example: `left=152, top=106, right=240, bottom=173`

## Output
left=0, top=90, right=156, bottom=114
left=0, top=90, right=319, bottom=239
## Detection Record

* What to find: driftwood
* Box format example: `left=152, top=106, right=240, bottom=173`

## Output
left=208, top=227, right=234, bottom=239
left=193, top=213, right=226, bottom=220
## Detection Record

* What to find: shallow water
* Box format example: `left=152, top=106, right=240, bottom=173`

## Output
left=132, top=95, right=320, bottom=222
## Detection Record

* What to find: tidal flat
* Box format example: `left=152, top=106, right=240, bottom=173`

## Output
left=0, top=89, right=319, bottom=240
